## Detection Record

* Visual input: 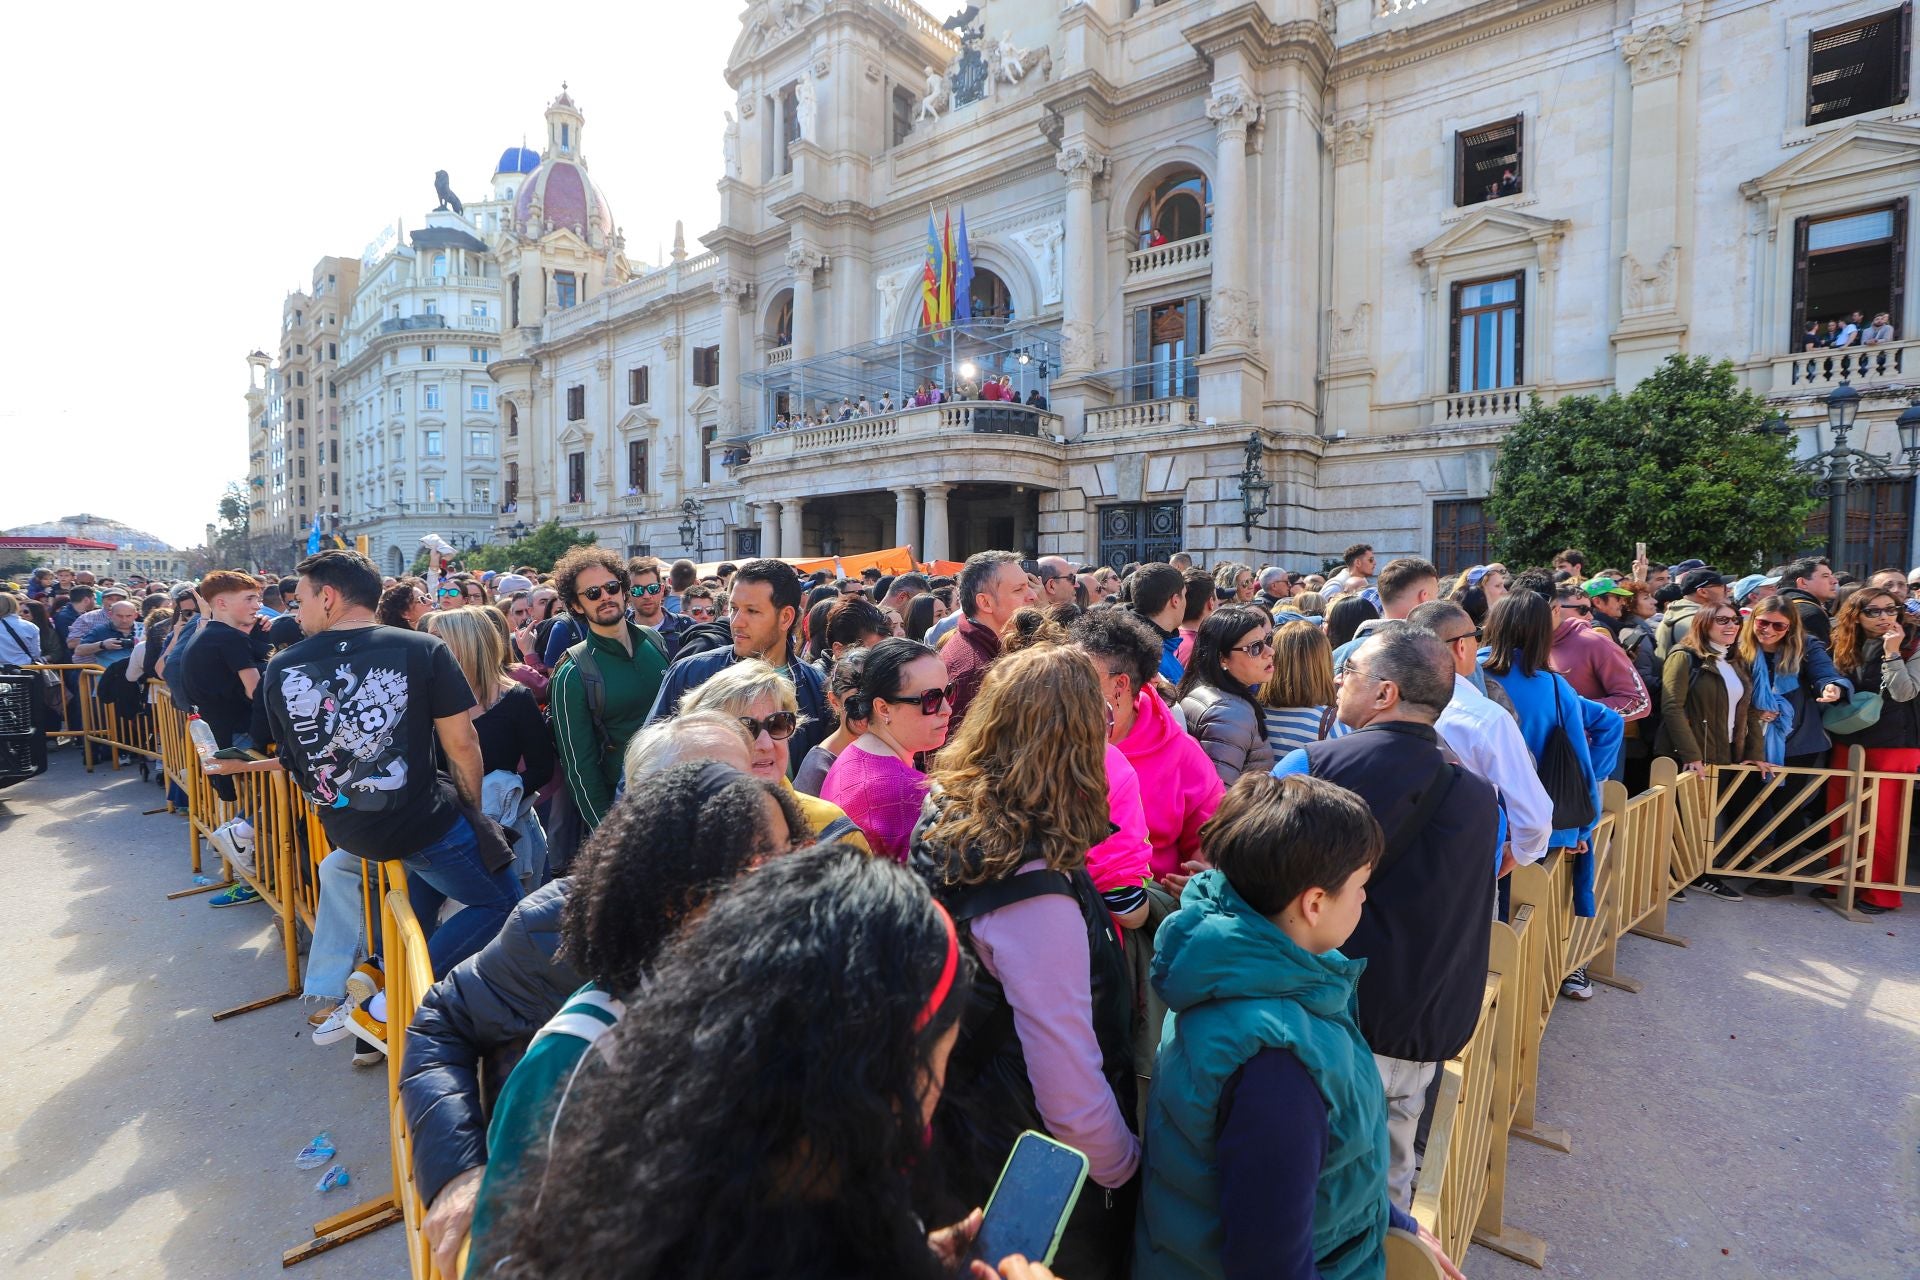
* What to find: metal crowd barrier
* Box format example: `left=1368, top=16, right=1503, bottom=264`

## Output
left=1706, top=747, right=1905, bottom=917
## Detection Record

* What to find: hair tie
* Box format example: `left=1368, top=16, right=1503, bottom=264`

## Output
left=913, top=902, right=960, bottom=1034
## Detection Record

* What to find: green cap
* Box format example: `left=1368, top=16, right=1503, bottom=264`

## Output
left=1582, top=577, right=1634, bottom=598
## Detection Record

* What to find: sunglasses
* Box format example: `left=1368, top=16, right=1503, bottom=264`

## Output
left=889, top=684, right=956, bottom=715
left=630, top=582, right=663, bottom=597
left=1710, top=615, right=1742, bottom=626
left=739, top=710, right=799, bottom=741
left=688, top=605, right=717, bottom=619
left=1444, top=628, right=1482, bottom=645
left=1753, top=618, right=1790, bottom=633
left=577, top=582, right=624, bottom=603
left=437, top=587, right=463, bottom=599
left=1229, top=638, right=1272, bottom=658
left=1561, top=602, right=1591, bottom=615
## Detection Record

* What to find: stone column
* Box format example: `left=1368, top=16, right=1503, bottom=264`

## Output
left=1325, top=115, right=1375, bottom=433
left=759, top=501, right=781, bottom=558
left=1055, top=142, right=1107, bottom=377
left=1205, top=82, right=1261, bottom=355
left=786, top=244, right=826, bottom=363
left=921, top=483, right=952, bottom=561
left=893, top=485, right=921, bottom=555
left=1612, top=22, right=1693, bottom=389
left=780, top=497, right=805, bottom=558
left=715, top=278, right=748, bottom=435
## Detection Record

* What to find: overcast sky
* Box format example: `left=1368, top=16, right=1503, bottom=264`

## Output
left=0, top=0, right=963, bottom=551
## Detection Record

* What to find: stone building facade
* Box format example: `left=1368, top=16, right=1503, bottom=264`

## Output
left=310, top=0, right=1920, bottom=574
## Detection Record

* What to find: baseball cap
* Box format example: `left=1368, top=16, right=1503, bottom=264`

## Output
left=1679, top=569, right=1728, bottom=595
left=1732, top=573, right=1780, bottom=604
left=1668, top=558, right=1706, bottom=576
left=1582, top=577, right=1634, bottom=598
left=494, top=573, right=534, bottom=594
left=170, top=582, right=199, bottom=602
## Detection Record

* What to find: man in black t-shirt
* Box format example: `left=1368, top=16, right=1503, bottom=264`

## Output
left=238, top=550, right=522, bottom=1054
left=179, top=571, right=267, bottom=890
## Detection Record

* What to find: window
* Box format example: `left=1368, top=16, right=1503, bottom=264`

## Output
left=692, top=345, right=721, bottom=387
left=471, top=300, right=489, bottom=318
left=1135, top=170, right=1212, bottom=249
left=629, top=366, right=651, bottom=404
left=567, top=385, right=586, bottom=420
left=701, top=426, right=718, bottom=484
left=1431, top=499, right=1494, bottom=573
left=554, top=271, right=577, bottom=310
left=392, top=390, right=403, bottom=413
left=295, top=371, right=306, bottom=387
left=328, top=342, right=337, bottom=360
left=968, top=269, right=1015, bottom=322
left=423, top=429, right=443, bottom=457
left=510, top=276, right=521, bottom=327
left=424, top=300, right=438, bottom=315
left=1131, top=297, right=1206, bottom=400
left=1791, top=201, right=1907, bottom=350
left=424, top=478, right=444, bottom=503
left=330, top=440, right=338, bottom=463
left=422, top=346, right=437, bottom=362
left=423, top=384, right=442, bottom=411
left=299, top=485, right=307, bottom=505
left=568, top=451, right=586, bottom=504
left=469, top=429, right=494, bottom=456
left=779, top=85, right=800, bottom=174
left=1450, top=273, right=1524, bottom=391
left=1805, top=478, right=1915, bottom=577
left=891, top=85, right=916, bottom=147
left=296, top=399, right=306, bottom=420
left=298, top=457, right=307, bottom=478
left=1454, top=117, right=1523, bottom=207
left=628, top=439, right=649, bottom=492
left=470, top=386, right=491, bottom=411
left=1808, top=6, right=1911, bottom=126
left=504, top=463, right=519, bottom=507
left=297, top=427, right=306, bottom=448
left=433, top=252, right=448, bottom=278
left=470, top=346, right=492, bottom=364
left=328, top=381, right=337, bottom=399
left=1098, top=502, right=1184, bottom=571
left=471, top=479, right=493, bottom=506
left=507, top=402, right=519, bottom=438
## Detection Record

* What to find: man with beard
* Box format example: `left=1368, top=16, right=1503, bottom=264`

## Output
left=550, top=548, right=669, bottom=832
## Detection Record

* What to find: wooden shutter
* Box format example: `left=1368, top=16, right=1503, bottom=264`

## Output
left=639, top=366, right=650, bottom=403
left=1900, top=3, right=1913, bottom=105
left=1448, top=280, right=1464, bottom=393
left=1132, top=308, right=1152, bottom=401
left=1453, top=130, right=1466, bottom=207
left=1512, top=271, right=1526, bottom=386
left=1891, top=197, right=1909, bottom=340
left=1790, top=215, right=1812, bottom=351
left=1512, top=117, right=1526, bottom=195
left=1184, top=295, right=1203, bottom=398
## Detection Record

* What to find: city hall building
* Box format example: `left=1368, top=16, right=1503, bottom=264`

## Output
left=326, top=0, right=1920, bottom=574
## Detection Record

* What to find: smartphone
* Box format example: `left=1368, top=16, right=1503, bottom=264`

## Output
left=1635, top=541, right=1647, bottom=563
left=973, top=1131, right=1090, bottom=1268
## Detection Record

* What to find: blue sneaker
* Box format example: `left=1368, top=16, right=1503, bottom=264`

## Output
left=208, top=883, right=262, bottom=908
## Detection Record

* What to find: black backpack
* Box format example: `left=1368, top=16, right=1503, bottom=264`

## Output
left=668, top=621, right=734, bottom=664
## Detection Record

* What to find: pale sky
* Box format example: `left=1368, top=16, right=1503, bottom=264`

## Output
left=0, top=0, right=964, bottom=551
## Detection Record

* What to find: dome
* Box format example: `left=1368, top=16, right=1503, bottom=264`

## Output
left=495, top=146, right=540, bottom=176
left=513, top=157, right=614, bottom=242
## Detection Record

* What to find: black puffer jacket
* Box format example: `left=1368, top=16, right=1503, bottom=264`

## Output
left=400, top=879, right=579, bottom=1205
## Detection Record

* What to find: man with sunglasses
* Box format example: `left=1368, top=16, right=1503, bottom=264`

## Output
left=625, top=556, right=690, bottom=660
left=1550, top=583, right=1649, bottom=742
left=549, top=547, right=670, bottom=833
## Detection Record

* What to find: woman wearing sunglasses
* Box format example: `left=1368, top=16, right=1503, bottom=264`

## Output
left=1820, top=588, right=1920, bottom=913
left=676, top=659, right=870, bottom=855
left=822, top=638, right=951, bottom=862
left=1177, top=605, right=1278, bottom=786
left=1656, top=600, right=1769, bottom=901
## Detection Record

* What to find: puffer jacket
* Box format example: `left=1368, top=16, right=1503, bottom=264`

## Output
left=1177, top=683, right=1275, bottom=786
left=400, top=879, right=580, bottom=1206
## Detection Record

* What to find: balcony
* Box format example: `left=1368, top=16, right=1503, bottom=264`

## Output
left=1429, top=385, right=1536, bottom=426
left=377, top=314, right=499, bottom=335
left=1086, top=397, right=1199, bottom=434
left=748, top=402, right=1063, bottom=463
left=1772, top=338, right=1913, bottom=395
left=766, top=345, right=793, bottom=368
left=1127, top=233, right=1211, bottom=281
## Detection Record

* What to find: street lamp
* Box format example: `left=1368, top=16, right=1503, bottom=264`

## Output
left=678, top=497, right=705, bottom=556
left=1787, top=382, right=1918, bottom=570
left=1237, top=431, right=1271, bottom=538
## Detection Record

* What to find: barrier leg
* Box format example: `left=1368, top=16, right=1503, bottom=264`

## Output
left=281, top=1196, right=403, bottom=1267
left=1628, top=760, right=1690, bottom=947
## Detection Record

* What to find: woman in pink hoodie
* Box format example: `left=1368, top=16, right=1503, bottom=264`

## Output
left=1070, top=608, right=1225, bottom=891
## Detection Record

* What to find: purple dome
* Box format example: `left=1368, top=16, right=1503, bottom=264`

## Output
left=512, top=157, right=613, bottom=241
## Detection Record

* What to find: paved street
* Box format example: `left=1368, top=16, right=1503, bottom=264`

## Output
left=1, top=750, right=1915, bottom=1278
left=0, top=751, right=402, bottom=1278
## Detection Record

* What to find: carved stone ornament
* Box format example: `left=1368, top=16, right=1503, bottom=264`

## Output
left=864, top=59, right=882, bottom=83
left=662, top=335, right=683, bottom=357
left=1329, top=302, right=1371, bottom=360
left=1055, top=140, right=1107, bottom=184
left=713, top=277, right=752, bottom=306
left=1011, top=222, right=1066, bottom=307
left=737, top=89, right=756, bottom=119
left=875, top=269, right=911, bottom=338
left=1061, top=319, right=1097, bottom=371
left=1621, top=23, right=1690, bottom=84
left=813, top=53, right=832, bottom=79
left=1332, top=116, right=1373, bottom=165
left=1621, top=246, right=1679, bottom=314
left=1205, top=85, right=1261, bottom=135
left=785, top=244, right=827, bottom=275
left=1209, top=288, right=1259, bottom=344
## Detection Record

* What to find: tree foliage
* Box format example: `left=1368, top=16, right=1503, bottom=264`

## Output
left=409, top=520, right=596, bottom=578
left=1486, top=355, right=1813, bottom=573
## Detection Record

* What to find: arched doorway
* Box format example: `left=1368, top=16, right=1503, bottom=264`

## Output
left=386, top=545, right=406, bottom=577
left=1135, top=169, right=1211, bottom=249
left=766, top=289, right=794, bottom=348
left=967, top=268, right=1015, bottom=322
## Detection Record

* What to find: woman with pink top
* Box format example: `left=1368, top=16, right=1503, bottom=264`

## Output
left=820, top=638, right=951, bottom=862
left=911, top=644, right=1140, bottom=1280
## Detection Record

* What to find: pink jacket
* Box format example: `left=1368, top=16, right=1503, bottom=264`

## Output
left=1552, top=617, right=1650, bottom=721
left=1086, top=745, right=1152, bottom=895
left=1116, top=687, right=1226, bottom=880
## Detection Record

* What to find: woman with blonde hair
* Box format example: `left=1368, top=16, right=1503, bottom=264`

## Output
left=1263, top=620, right=1337, bottom=756
left=911, top=644, right=1140, bottom=1277
left=675, top=659, right=869, bottom=853
left=423, top=607, right=553, bottom=879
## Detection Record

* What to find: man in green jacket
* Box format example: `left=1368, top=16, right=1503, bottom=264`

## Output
left=549, top=548, right=667, bottom=831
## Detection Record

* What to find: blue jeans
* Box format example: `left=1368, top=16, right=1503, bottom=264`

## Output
left=400, top=815, right=523, bottom=978
left=303, top=847, right=367, bottom=1002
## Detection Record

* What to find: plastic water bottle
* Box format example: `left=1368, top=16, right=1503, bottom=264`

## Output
left=187, top=714, right=218, bottom=767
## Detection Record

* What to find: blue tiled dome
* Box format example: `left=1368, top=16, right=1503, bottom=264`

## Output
left=495, top=146, right=541, bottom=176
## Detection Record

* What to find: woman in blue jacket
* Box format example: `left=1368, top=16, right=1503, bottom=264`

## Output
left=1480, top=590, right=1623, bottom=999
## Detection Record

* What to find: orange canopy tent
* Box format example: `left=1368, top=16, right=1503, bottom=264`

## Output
left=691, top=546, right=934, bottom=580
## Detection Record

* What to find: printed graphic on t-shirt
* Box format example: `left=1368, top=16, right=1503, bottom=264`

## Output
left=277, top=652, right=411, bottom=809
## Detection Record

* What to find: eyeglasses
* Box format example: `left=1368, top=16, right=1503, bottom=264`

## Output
left=1861, top=606, right=1899, bottom=619
left=1561, top=602, right=1591, bottom=615
left=889, top=684, right=956, bottom=715
left=1340, top=662, right=1376, bottom=682
left=739, top=710, right=799, bottom=741
left=576, top=582, right=623, bottom=603
left=1229, top=638, right=1272, bottom=658
left=630, top=582, right=663, bottom=597
left=1443, top=628, right=1482, bottom=645
left=1753, top=618, right=1790, bottom=633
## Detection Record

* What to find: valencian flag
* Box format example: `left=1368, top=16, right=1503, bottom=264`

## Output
left=307, top=516, right=322, bottom=556
left=920, top=210, right=945, bottom=329
left=953, top=206, right=975, bottom=322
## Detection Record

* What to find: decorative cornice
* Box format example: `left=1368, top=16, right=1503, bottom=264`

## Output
left=1181, top=8, right=1335, bottom=79
left=1331, top=0, right=1599, bottom=83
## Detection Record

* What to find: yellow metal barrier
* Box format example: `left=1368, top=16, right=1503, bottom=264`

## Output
left=1473, top=911, right=1547, bottom=1268
left=1706, top=749, right=1899, bottom=916
left=24, top=663, right=99, bottom=761
left=1413, top=974, right=1500, bottom=1267
left=76, top=667, right=160, bottom=769
left=1617, top=759, right=1686, bottom=949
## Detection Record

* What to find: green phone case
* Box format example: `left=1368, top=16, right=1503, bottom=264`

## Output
left=980, top=1130, right=1090, bottom=1268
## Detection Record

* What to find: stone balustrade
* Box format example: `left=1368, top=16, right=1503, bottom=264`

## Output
left=1085, top=397, right=1199, bottom=433
left=1773, top=339, right=1913, bottom=393
left=766, top=345, right=793, bottom=367
left=1433, top=385, right=1536, bottom=425
left=1126, top=233, right=1212, bottom=280
left=747, top=402, right=1063, bottom=464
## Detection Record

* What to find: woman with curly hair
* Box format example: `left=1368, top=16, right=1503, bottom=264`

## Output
left=911, top=644, right=1141, bottom=1279
left=376, top=577, right=430, bottom=630
left=462, top=761, right=807, bottom=1275
left=1821, top=587, right=1920, bottom=913
left=485, top=845, right=1065, bottom=1280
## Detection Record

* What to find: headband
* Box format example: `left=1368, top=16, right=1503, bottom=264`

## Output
left=913, top=901, right=961, bottom=1034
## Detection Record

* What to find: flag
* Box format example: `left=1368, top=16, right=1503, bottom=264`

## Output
left=938, top=209, right=955, bottom=327
left=921, top=210, right=943, bottom=329
left=306, top=516, right=321, bottom=556
left=953, top=206, right=974, bottom=323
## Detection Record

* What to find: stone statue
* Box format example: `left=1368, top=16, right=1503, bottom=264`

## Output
left=989, top=31, right=1027, bottom=85
left=722, top=110, right=741, bottom=178
left=794, top=74, right=817, bottom=141
left=433, top=170, right=464, bottom=215
left=918, top=66, right=945, bottom=123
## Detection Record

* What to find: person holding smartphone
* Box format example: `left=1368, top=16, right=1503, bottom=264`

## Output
left=1136, top=774, right=1464, bottom=1280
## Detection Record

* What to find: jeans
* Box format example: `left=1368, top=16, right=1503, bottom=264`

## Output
left=1374, top=1053, right=1440, bottom=1210
left=302, top=847, right=368, bottom=1002
left=400, top=815, right=523, bottom=978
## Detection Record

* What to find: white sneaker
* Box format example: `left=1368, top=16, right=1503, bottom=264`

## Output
left=205, top=820, right=255, bottom=877
left=311, top=1005, right=354, bottom=1046
left=351, top=1046, right=384, bottom=1068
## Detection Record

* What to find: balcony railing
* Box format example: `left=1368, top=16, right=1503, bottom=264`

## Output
left=1432, top=385, right=1536, bottom=425
left=1774, top=338, right=1913, bottom=392
left=377, top=314, right=499, bottom=335
left=748, top=402, right=1063, bottom=463
left=1126, top=233, right=1212, bottom=280
left=766, top=345, right=793, bottom=367
left=1086, top=397, right=1199, bottom=433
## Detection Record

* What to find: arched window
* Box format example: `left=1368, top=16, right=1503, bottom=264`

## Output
left=433, top=252, right=448, bottom=278
left=968, top=269, right=1014, bottom=322
left=769, top=290, right=794, bottom=347
left=1135, top=170, right=1212, bottom=249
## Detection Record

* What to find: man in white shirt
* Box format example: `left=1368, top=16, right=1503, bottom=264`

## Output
left=1833, top=312, right=1861, bottom=348
left=1412, top=601, right=1553, bottom=875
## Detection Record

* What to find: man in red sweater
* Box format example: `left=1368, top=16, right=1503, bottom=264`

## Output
left=1551, top=583, right=1650, bottom=729
left=942, top=550, right=1036, bottom=738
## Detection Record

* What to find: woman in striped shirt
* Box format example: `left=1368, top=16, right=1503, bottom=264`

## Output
left=1264, top=620, right=1338, bottom=757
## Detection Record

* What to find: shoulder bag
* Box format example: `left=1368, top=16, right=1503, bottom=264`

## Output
left=1539, top=677, right=1598, bottom=829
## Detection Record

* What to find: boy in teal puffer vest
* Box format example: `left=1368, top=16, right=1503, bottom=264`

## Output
left=1135, top=774, right=1462, bottom=1280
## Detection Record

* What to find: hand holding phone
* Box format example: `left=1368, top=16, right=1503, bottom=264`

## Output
left=972, top=1131, right=1089, bottom=1271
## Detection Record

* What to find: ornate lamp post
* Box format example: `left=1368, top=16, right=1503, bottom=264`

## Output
left=678, top=497, right=705, bottom=556
left=1770, top=383, right=1920, bottom=571
left=1237, top=431, right=1271, bottom=538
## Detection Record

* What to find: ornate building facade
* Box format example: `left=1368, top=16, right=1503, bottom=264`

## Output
left=304, top=0, right=1919, bottom=573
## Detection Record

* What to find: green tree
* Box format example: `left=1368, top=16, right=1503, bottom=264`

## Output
left=409, top=520, right=596, bottom=578
left=1486, top=355, right=1813, bottom=573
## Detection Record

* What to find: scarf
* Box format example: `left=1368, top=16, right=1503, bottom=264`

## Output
left=1748, top=649, right=1795, bottom=767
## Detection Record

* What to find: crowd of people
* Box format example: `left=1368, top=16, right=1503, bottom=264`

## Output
left=2, top=532, right=1910, bottom=1279
left=770, top=376, right=1050, bottom=431
left=1798, top=309, right=1898, bottom=351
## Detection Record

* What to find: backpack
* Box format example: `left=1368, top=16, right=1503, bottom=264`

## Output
left=668, top=620, right=734, bottom=664
left=559, top=626, right=667, bottom=745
